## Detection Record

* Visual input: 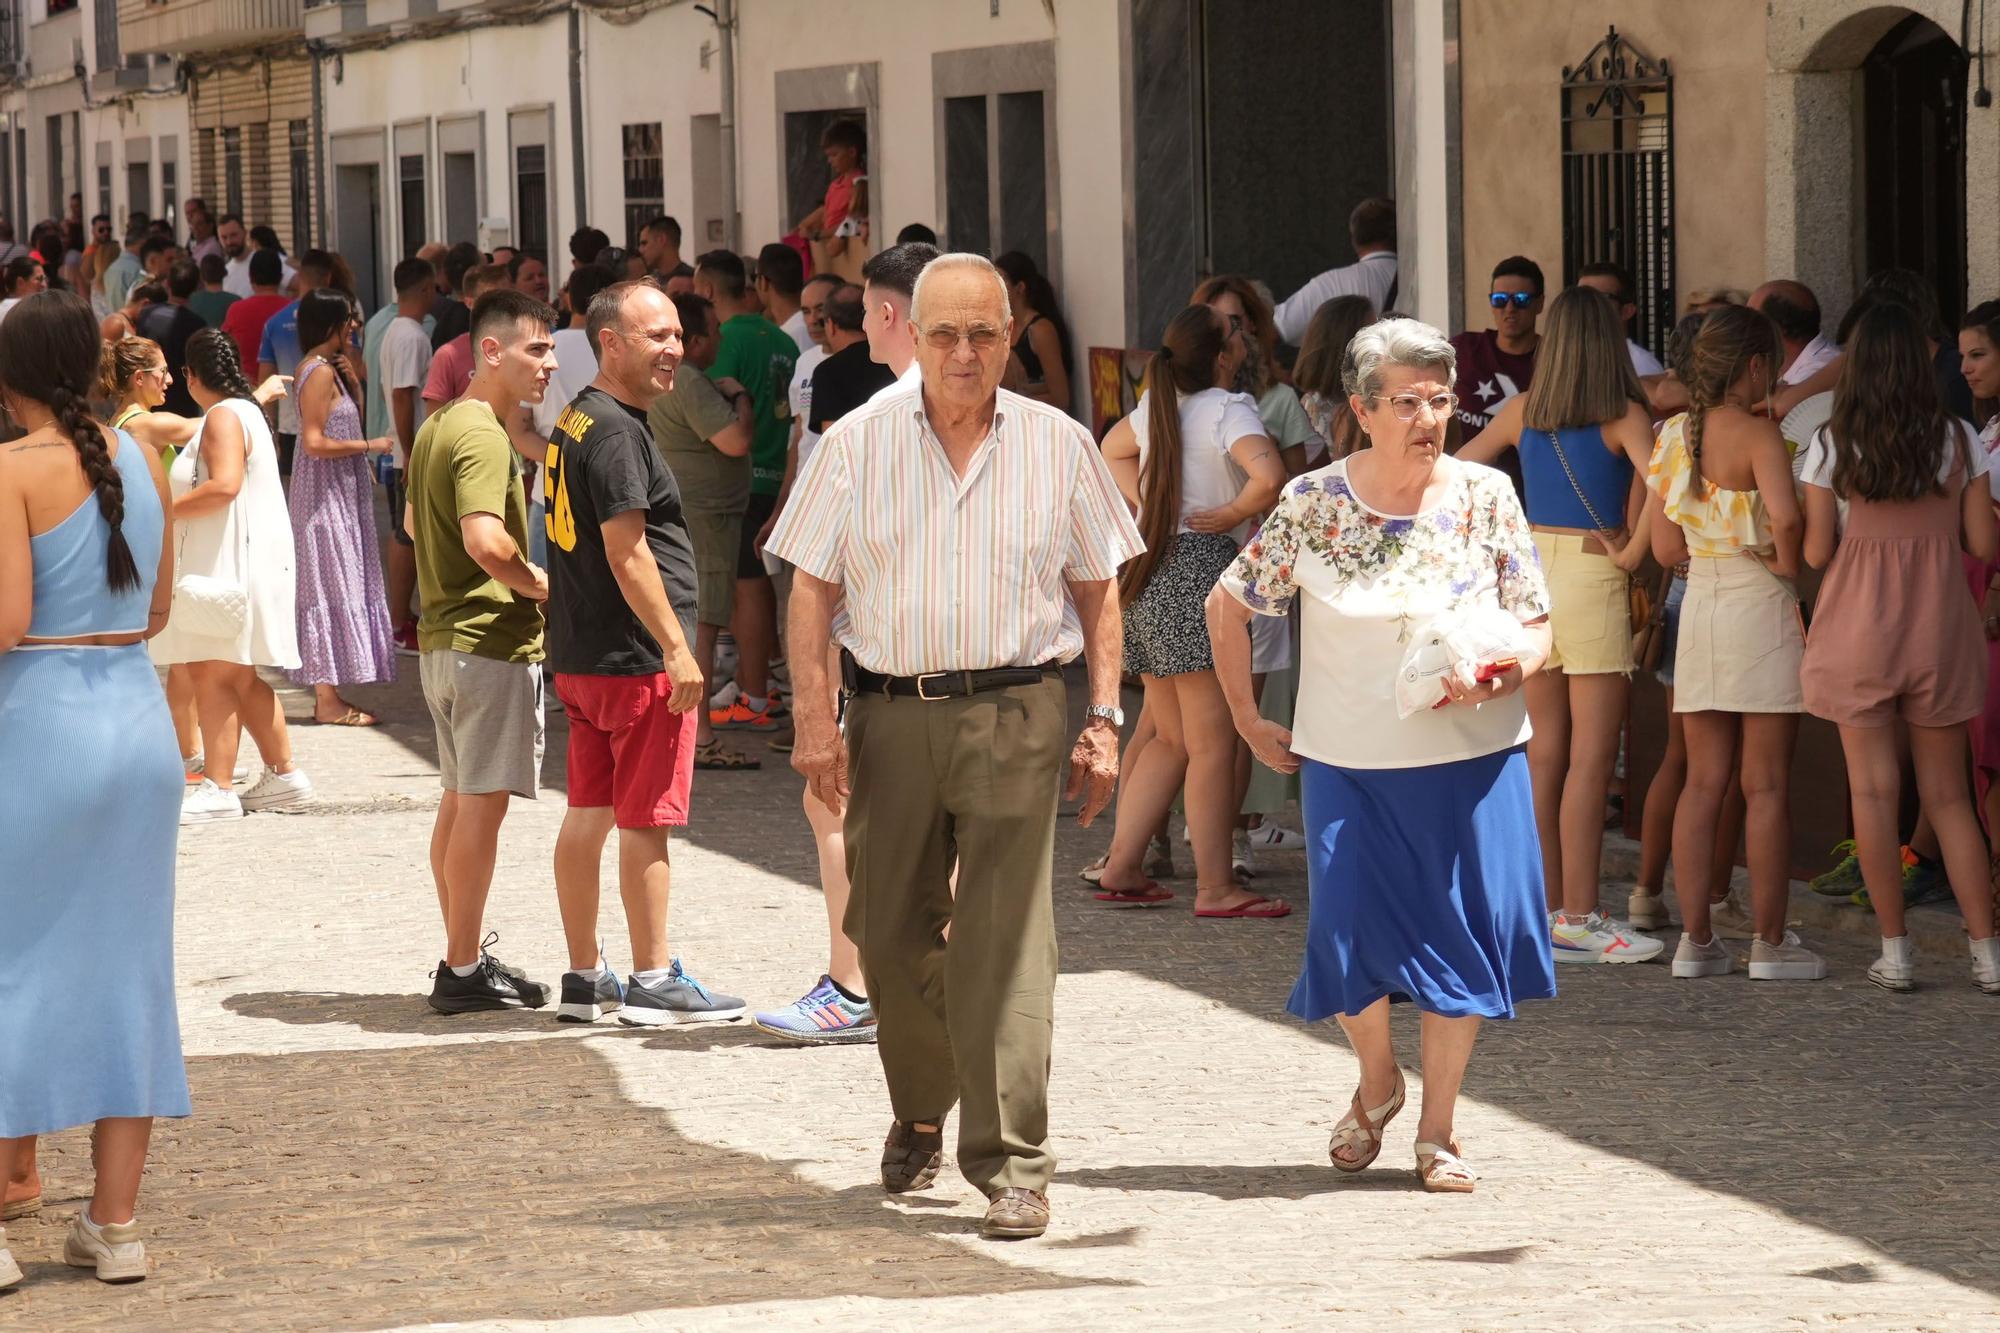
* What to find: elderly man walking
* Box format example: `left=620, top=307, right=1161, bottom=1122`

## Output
left=767, top=253, right=1143, bottom=1239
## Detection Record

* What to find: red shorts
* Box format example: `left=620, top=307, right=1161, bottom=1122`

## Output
left=554, top=672, right=698, bottom=828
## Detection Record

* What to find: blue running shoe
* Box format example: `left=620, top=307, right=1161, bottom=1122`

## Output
left=617, top=959, right=746, bottom=1026
left=750, top=975, right=878, bottom=1045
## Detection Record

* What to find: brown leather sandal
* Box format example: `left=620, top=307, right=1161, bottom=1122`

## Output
left=880, top=1118, right=945, bottom=1193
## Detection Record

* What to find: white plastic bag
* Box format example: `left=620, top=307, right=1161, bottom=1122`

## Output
left=1394, top=604, right=1527, bottom=719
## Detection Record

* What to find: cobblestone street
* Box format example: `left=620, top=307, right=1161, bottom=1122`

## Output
left=5, top=669, right=2000, bottom=1331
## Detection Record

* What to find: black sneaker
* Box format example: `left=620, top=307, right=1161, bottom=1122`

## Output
left=428, top=955, right=551, bottom=1014
left=617, top=959, right=747, bottom=1026
left=556, top=969, right=626, bottom=1023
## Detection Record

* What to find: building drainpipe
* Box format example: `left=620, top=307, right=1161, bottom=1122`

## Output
left=567, top=1, right=586, bottom=250
left=309, top=41, right=327, bottom=249
left=717, top=0, right=736, bottom=252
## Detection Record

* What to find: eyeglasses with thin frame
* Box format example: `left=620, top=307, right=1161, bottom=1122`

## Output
left=921, top=324, right=1004, bottom=353
left=1489, top=291, right=1537, bottom=310
left=1378, top=391, right=1457, bottom=422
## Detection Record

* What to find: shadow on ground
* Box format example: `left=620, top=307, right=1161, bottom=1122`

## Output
left=0, top=1039, right=1114, bottom=1329
left=294, top=666, right=2000, bottom=1305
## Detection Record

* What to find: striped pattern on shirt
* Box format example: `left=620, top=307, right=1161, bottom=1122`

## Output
left=766, top=382, right=1145, bottom=675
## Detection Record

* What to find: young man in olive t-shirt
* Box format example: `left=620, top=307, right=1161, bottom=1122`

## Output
left=404, top=288, right=558, bottom=1015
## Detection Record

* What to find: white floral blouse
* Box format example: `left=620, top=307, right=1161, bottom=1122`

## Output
left=1219, top=455, right=1550, bottom=769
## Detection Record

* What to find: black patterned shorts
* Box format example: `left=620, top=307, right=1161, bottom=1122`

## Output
left=1122, top=531, right=1240, bottom=677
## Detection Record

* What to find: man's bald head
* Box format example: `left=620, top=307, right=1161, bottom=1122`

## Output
left=1751, top=280, right=1821, bottom=349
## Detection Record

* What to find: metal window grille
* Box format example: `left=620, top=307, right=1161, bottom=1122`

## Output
left=620, top=122, right=662, bottom=250
left=1560, top=26, right=1674, bottom=358
left=514, top=143, right=547, bottom=259
left=289, top=121, right=311, bottom=249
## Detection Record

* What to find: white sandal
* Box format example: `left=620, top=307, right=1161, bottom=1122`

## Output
left=1328, top=1071, right=1405, bottom=1173
left=1415, top=1139, right=1478, bottom=1193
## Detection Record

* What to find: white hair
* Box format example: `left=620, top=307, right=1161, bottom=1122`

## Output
left=909, top=252, right=1012, bottom=329
left=1342, top=316, right=1457, bottom=400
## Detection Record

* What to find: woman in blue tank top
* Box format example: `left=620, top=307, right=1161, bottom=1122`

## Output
left=0, top=289, right=188, bottom=1288
left=1460, top=285, right=1662, bottom=967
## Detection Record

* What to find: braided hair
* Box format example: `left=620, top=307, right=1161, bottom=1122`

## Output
left=1680, top=303, right=1780, bottom=499
left=0, top=289, right=139, bottom=590
left=184, top=326, right=258, bottom=402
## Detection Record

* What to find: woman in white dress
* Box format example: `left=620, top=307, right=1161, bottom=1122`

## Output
left=150, top=328, right=314, bottom=823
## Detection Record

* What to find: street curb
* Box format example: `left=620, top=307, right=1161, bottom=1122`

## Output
left=1600, top=833, right=1975, bottom=963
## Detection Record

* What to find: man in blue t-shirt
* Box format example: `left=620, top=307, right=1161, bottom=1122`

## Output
left=257, top=249, right=336, bottom=475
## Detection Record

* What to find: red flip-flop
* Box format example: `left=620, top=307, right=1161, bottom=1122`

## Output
left=1094, top=880, right=1174, bottom=908
left=1195, top=894, right=1293, bottom=919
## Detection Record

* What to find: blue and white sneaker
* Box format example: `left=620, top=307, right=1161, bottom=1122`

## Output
left=556, top=968, right=626, bottom=1023
left=750, top=974, right=878, bottom=1045
left=617, top=958, right=746, bottom=1026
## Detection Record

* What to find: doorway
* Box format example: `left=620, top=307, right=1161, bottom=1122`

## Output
left=1863, top=13, right=1967, bottom=322
left=334, top=162, right=382, bottom=311
left=689, top=113, right=725, bottom=251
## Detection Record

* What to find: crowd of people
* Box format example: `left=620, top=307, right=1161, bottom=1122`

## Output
left=7, top=169, right=2000, bottom=1283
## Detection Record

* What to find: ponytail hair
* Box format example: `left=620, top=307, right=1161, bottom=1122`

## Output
left=1118, top=304, right=1230, bottom=605
left=1680, top=303, right=1780, bottom=498
left=185, top=326, right=257, bottom=401
left=0, top=289, right=138, bottom=591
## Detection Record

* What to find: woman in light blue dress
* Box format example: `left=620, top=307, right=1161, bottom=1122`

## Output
left=0, top=289, right=188, bottom=1288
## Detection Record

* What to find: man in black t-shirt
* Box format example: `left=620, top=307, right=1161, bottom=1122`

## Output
left=543, top=278, right=746, bottom=1027
left=809, top=284, right=896, bottom=433
left=134, top=259, right=208, bottom=416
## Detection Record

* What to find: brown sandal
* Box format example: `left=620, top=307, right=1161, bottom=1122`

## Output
left=1328, top=1071, right=1405, bottom=1172
left=880, top=1118, right=945, bottom=1193
left=310, top=708, right=377, bottom=727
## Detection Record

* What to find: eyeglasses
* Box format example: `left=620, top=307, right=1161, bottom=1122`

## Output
left=1489, top=291, right=1537, bottom=310
left=922, top=324, right=1004, bottom=352
left=1380, top=392, right=1457, bottom=422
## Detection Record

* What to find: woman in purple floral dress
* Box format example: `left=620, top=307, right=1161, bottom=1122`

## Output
left=290, top=288, right=397, bottom=724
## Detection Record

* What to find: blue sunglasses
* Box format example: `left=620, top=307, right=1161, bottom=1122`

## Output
left=1489, top=291, right=1537, bottom=310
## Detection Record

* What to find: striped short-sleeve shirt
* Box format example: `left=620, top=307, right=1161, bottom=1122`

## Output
left=766, top=381, right=1144, bottom=675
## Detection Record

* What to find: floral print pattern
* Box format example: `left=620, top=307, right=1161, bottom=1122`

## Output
left=1221, top=457, right=1549, bottom=630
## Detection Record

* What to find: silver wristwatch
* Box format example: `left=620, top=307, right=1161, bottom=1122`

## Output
left=1084, top=704, right=1124, bottom=728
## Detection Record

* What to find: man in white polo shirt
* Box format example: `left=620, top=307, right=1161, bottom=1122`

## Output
left=1273, top=196, right=1399, bottom=345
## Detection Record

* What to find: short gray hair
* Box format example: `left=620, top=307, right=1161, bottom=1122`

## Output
left=1342, top=316, right=1457, bottom=400
left=909, top=252, right=1011, bottom=328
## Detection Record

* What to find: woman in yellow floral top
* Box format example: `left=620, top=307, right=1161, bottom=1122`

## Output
left=1642, top=304, right=1823, bottom=983
left=1206, top=318, right=1555, bottom=1194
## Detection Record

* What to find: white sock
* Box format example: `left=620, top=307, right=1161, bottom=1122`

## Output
left=1880, top=935, right=1913, bottom=966
left=743, top=695, right=768, bottom=713
left=574, top=956, right=609, bottom=981
left=632, top=967, right=673, bottom=987
left=448, top=959, right=481, bottom=977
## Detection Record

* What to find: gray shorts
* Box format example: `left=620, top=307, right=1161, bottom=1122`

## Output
left=420, top=650, right=545, bottom=798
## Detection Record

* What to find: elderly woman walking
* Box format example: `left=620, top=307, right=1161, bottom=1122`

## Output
left=1206, top=318, right=1556, bottom=1193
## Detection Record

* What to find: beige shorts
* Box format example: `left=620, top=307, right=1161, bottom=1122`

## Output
left=1532, top=532, right=1634, bottom=676
left=1673, top=555, right=1805, bottom=714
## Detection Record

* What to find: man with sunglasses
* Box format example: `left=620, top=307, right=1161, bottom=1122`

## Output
left=1451, top=256, right=1545, bottom=441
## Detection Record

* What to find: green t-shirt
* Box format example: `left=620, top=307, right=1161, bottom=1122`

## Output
left=187, top=289, right=238, bottom=328
left=407, top=398, right=545, bottom=663
left=707, top=313, right=796, bottom=497
left=648, top=367, right=750, bottom=514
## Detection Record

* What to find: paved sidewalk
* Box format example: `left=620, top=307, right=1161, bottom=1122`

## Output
left=5, top=670, right=2000, bottom=1330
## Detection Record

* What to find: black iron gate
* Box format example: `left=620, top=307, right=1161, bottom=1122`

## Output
left=1561, top=26, right=1675, bottom=358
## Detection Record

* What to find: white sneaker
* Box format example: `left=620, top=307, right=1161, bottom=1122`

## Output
left=180, top=778, right=244, bottom=825
left=240, top=766, right=313, bottom=812
left=1748, top=930, right=1827, bottom=981
left=233, top=755, right=253, bottom=784
left=1627, top=887, right=1672, bottom=931
left=63, top=1211, right=147, bottom=1283
left=1671, top=932, right=1734, bottom=977
left=1551, top=911, right=1665, bottom=964
left=1232, top=828, right=1256, bottom=880
left=0, top=1226, right=20, bottom=1290
left=1869, top=935, right=1917, bottom=992
left=1245, top=823, right=1308, bottom=851
left=1973, top=937, right=2000, bottom=995
left=1708, top=889, right=1757, bottom=941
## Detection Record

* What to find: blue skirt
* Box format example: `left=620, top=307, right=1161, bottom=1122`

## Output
left=0, top=645, right=190, bottom=1136
left=1290, top=746, right=1556, bottom=1022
